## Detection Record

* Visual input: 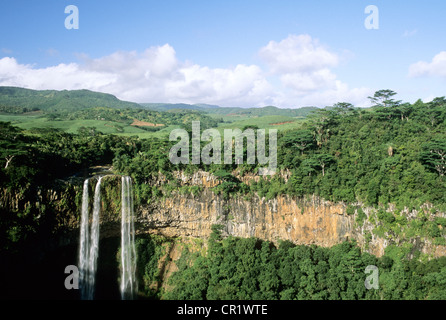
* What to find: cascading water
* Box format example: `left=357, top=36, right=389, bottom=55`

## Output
left=87, top=176, right=103, bottom=299
left=78, top=179, right=90, bottom=300
left=120, top=176, right=137, bottom=300
left=78, top=175, right=137, bottom=300
left=78, top=176, right=103, bottom=300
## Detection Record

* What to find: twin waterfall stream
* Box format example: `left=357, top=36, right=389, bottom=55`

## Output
left=78, top=176, right=137, bottom=300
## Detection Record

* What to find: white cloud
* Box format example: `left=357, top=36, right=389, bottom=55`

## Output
left=258, top=34, right=340, bottom=98
left=0, top=46, right=273, bottom=108
left=409, top=51, right=446, bottom=78
left=0, top=35, right=372, bottom=108
left=258, top=34, right=369, bottom=107
left=270, top=81, right=372, bottom=108
left=259, top=34, right=338, bottom=74
left=280, top=68, right=337, bottom=93
left=0, top=56, right=116, bottom=91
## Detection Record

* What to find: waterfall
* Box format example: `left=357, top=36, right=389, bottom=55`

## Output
left=78, top=176, right=103, bottom=300
left=78, top=175, right=137, bottom=300
left=87, top=176, right=103, bottom=299
left=78, top=179, right=90, bottom=300
left=120, top=176, right=137, bottom=300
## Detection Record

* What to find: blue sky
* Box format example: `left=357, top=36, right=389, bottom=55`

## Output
left=1, top=0, right=446, bottom=108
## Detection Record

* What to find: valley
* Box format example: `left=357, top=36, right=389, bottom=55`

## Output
left=1, top=87, right=446, bottom=300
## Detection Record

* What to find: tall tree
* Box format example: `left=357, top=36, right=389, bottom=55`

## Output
left=281, top=130, right=315, bottom=155
left=420, top=139, right=446, bottom=176
left=368, top=89, right=401, bottom=108
left=315, top=154, right=335, bottom=177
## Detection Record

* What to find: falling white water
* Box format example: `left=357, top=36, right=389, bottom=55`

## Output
left=78, top=179, right=90, bottom=300
left=78, top=175, right=137, bottom=300
left=87, top=176, right=103, bottom=299
left=78, top=176, right=103, bottom=300
left=120, top=176, right=137, bottom=300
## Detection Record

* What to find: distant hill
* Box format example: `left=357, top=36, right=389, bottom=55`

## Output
left=0, top=87, right=142, bottom=112
left=0, top=87, right=318, bottom=119
left=205, top=105, right=318, bottom=118
left=141, top=102, right=318, bottom=118
left=0, top=87, right=222, bottom=136
left=140, top=103, right=219, bottom=111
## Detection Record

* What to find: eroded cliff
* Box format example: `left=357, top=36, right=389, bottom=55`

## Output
left=136, top=170, right=446, bottom=258
left=3, top=170, right=445, bottom=258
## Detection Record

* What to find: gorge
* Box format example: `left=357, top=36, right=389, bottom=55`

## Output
left=1, top=168, right=446, bottom=300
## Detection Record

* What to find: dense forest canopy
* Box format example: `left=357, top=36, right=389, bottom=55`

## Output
left=160, top=226, right=446, bottom=300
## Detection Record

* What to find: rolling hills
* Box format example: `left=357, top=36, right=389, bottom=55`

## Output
left=0, top=86, right=315, bottom=137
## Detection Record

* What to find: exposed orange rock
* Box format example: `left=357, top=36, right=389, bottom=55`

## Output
left=131, top=119, right=164, bottom=127
left=270, top=121, right=294, bottom=125
left=139, top=190, right=353, bottom=250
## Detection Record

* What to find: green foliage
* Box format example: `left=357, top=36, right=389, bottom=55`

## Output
left=2, top=88, right=446, bottom=300
left=0, top=105, right=39, bottom=114
left=368, top=89, right=401, bottom=108
left=164, top=235, right=446, bottom=300
left=281, top=92, right=446, bottom=209
left=0, top=87, right=142, bottom=112
left=0, top=87, right=221, bottom=139
left=135, top=235, right=168, bottom=298
left=143, top=102, right=317, bottom=118
left=211, top=170, right=245, bottom=199
left=420, top=139, right=446, bottom=177
left=346, top=205, right=356, bottom=216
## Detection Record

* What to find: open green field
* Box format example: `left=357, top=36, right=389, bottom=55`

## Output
left=0, top=113, right=305, bottom=139
left=0, top=113, right=177, bottom=139
left=215, top=115, right=305, bottom=133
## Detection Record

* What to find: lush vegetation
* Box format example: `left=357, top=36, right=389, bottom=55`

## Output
left=0, top=87, right=222, bottom=139
left=163, top=225, right=446, bottom=300
left=279, top=94, right=446, bottom=211
left=1, top=87, right=446, bottom=300
left=115, top=90, right=446, bottom=212
left=141, top=102, right=317, bottom=118
left=0, top=86, right=141, bottom=112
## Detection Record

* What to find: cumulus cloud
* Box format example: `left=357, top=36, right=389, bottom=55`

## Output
left=259, top=34, right=338, bottom=74
left=0, top=45, right=273, bottom=107
left=0, top=57, right=116, bottom=91
left=270, top=80, right=372, bottom=108
left=0, top=35, right=372, bottom=108
left=257, top=34, right=371, bottom=106
left=409, top=51, right=446, bottom=78
left=258, top=34, right=340, bottom=96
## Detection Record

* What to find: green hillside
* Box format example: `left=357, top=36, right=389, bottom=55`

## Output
left=141, top=102, right=318, bottom=118
left=0, top=87, right=318, bottom=138
left=140, top=103, right=218, bottom=111
left=0, top=87, right=221, bottom=138
left=0, top=87, right=142, bottom=112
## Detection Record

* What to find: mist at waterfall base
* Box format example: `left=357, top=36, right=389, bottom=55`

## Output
left=78, top=176, right=137, bottom=300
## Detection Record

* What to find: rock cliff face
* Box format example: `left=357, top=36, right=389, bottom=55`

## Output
left=136, top=170, right=446, bottom=258
left=3, top=171, right=445, bottom=258
left=139, top=190, right=351, bottom=247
